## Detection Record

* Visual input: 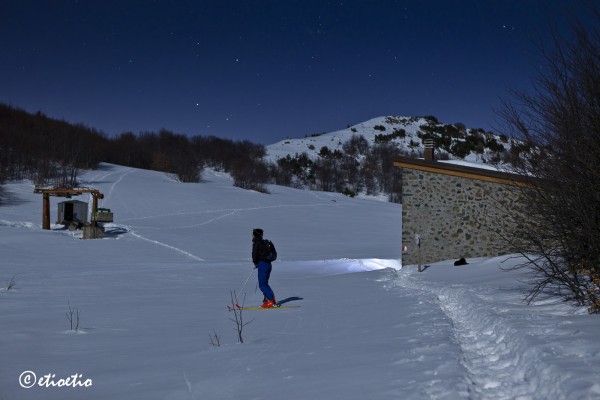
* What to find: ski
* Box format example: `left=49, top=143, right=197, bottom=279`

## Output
left=239, top=305, right=300, bottom=311
left=227, top=305, right=300, bottom=311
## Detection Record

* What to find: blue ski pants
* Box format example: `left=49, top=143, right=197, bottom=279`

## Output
left=257, top=261, right=275, bottom=301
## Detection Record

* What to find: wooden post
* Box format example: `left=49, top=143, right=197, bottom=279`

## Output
left=42, top=193, right=50, bottom=230
left=35, top=188, right=105, bottom=231
left=91, top=194, right=98, bottom=227
left=91, top=192, right=103, bottom=227
left=424, top=139, right=435, bottom=162
left=415, top=233, right=423, bottom=272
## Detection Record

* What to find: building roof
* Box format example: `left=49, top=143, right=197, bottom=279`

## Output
left=58, top=199, right=88, bottom=204
left=394, top=156, right=529, bottom=186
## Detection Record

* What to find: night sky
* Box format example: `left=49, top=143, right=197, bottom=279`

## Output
left=0, top=1, right=593, bottom=144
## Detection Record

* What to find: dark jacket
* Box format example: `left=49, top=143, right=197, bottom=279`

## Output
left=252, top=237, right=263, bottom=266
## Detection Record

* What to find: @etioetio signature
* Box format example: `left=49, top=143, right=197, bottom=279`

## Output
left=19, top=371, right=92, bottom=389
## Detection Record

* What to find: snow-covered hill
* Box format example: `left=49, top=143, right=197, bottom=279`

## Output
left=266, top=115, right=515, bottom=166
left=0, top=164, right=598, bottom=399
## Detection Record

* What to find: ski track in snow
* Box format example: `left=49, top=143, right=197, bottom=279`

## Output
left=83, top=166, right=135, bottom=205
left=0, top=219, right=37, bottom=229
left=82, top=167, right=210, bottom=261
left=127, top=229, right=205, bottom=262
left=80, top=167, right=341, bottom=260
left=103, top=167, right=135, bottom=203
left=121, top=201, right=338, bottom=260
left=392, top=270, right=567, bottom=400
left=119, top=202, right=338, bottom=225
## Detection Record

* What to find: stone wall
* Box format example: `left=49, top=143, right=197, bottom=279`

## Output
left=401, top=167, right=522, bottom=266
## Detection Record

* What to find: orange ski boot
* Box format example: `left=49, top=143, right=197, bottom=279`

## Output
left=261, top=299, right=276, bottom=308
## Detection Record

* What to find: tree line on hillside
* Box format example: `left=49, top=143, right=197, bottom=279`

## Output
left=0, top=103, right=405, bottom=203
left=271, top=135, right=405, bottom=202
left=0, top=104, right=267, bottom=187
left=0, top=106, right=105, bottom=187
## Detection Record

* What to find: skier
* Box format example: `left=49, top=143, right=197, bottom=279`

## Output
left=252, top=228, right=277, bottom=308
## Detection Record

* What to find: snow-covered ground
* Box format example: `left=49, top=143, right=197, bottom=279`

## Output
left=1, top=163, right=599, bottom=400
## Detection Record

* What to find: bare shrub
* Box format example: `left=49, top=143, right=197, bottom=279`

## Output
left=209, top=330, right=221, bottom=347
left=66, top=300, right=80, bottom=331
left=498, top=5, right=600, bottom=312
left=6, top=275, right=16, bottom=291
left=228, top=291, right=253, bottom=343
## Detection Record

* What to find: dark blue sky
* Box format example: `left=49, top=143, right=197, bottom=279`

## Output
left=0, top=1, right=592, bottom=144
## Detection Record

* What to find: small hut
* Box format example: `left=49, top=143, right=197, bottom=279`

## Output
left=57, top=200, right=88, bottom=225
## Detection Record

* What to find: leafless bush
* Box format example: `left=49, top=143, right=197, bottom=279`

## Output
left=498, top=4, right=600, bottom=312
left=6, top=275, right=16, bottom=291
left=209, top=330, right=221, bottom=347
left=228, top=291, right=253, bottom=343
left=231, top=158, right=270, bottom=193
left=66, top=300, right=80, bottom=331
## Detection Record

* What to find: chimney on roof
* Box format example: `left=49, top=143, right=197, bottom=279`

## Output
left=424, top=139, right=435, bottom=162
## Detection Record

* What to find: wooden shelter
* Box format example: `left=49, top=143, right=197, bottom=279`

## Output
left=33, top=187, right=105, bottom=230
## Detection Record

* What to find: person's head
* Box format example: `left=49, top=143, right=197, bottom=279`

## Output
left=252, top=228, right=264, bottom=239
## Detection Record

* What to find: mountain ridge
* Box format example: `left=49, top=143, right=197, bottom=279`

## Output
left=265, top=115, right=515, bottom=167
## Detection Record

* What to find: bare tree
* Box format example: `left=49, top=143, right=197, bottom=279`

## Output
left=231, top=157, right=270, bottom=193
left=208, top=330, right=221, bottom=347
left=6, top=275, right=16, bottom=291
left=499, top=4, right=600, bottom=312
left=228, top=291, right=253, bottom=343
left=66, top=300, right=81, bottom=331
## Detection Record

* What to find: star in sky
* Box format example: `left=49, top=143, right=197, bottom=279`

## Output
left=0, top=0, right=593, bottom=144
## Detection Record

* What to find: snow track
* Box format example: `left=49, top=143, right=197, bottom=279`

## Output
left=393, top=270, right=568, bottom=400
left=127, top=229, right=206, bottom=262
left=103, top=167, right=135, bottom=202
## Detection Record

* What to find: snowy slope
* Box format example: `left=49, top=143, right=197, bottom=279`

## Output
left=265, top=115, right=514, bottom=166
left=265, top=116, right=421, bottom=162
left=1, top=163, right=599, bottom=400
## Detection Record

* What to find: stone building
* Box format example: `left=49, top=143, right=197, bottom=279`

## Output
left=395, top=147, right=527, bottom=268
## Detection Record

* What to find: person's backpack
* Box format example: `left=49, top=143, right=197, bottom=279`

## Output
left=261, top=239, right=277, bottom=262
